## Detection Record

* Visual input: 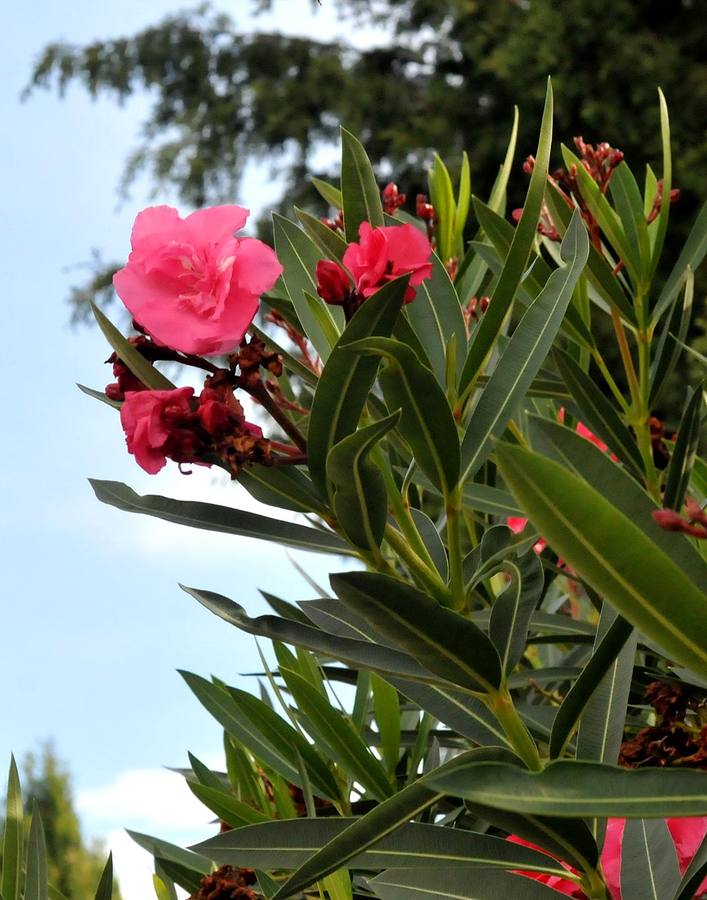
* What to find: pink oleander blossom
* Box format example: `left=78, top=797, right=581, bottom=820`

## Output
left=113, top=205, right=282, bottom=356
left=342, top=221, right=432, bottom=302
left=511, top=817, right=707, bottom=898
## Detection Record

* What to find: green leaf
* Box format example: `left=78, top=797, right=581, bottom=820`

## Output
left=25, top=805, right=48, bottom=900
left=181, top=672, right=340, bottom=801
left=327, top=410, right=401, bottom=550
left=428, top=154, right=456, bottom=263
left=192, top=817, right=572, bottom=877
left=152, top=876, right=173, bottom=900
left=272, top=213, right=344, bottom=361
left=663, top=381, right=704, bottom=511
left=303, top=290, right=342, bottom=353
left=307, top=275, right=409, bottom=495
left=89, top=480, right=351, bottom=555
left=350, top=337, right=460, bottom=492
left=454, top=151, right=472, bottom=255
left=182, top=585, right=437, bottom=684
left=460, top=208, right=589, bottom=480
left=561, top=144, right=637, bottom=284
left=576, top=606, right=637, bottom=767
left=549, top=614, right=634, bottom=759
left=188, top=780, right=269, bottom=827
left=470, top=201, right=595, bottom=350
left=649, top=266, right=694, bottom=407
left=371, top=673, right=401, bottom=774
left=621, top=819, right=680, bottom=900
left=409, top=508, right=448, bottom=580
left=299, top=599, right=509, bottom=746
left=609, top=162, right=651, bottom=278
left=331, top=570, right=502, bottom=693
left=673, top=832, right=707, bottom=899
left=648, top=89, right=672, bottom=285
left=76, top=383, right=122, bottom=410
left=1, top=757, right=23, bottom=900
left=270, top=747, right=518, bottom=899
left=428, top=760, right=707, bottom=817
left=311, top=176, right=343, bottom=210
left=127, top=831, right=211, bottom=874
left=91, top=304, right=176, bottom=390
left=458, top=79, right=554, bottom=395
left=295, top=206, right=348, bottom=261
left=544, top=184, right=636, bottom=325
left=93, top=854, right=114, bottom=900
left=496, top=442, right=707, bottom=679
left=340, top=127, right=384, bottom=241
left=371, top=867, right=572, bottom=900
left=489, top=551, right=544, bottom=676
left=653, top=199, right=707, bottom=324
left=238, top=466, right=325, bottom=517
left=526, top=416, right=707, bottom=591
left=281, top=667, right=393, bottom=800
left=404, top=252, right=467, bottom=386
left=487, top=106, right=519, bottom=215
left=553, top=346, right=644, bottom=475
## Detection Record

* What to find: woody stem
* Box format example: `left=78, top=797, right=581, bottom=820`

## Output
left=242, top=380, right=308, bottom=452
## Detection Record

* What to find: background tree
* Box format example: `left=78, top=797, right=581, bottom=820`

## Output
left=22, top=745, right=122, bottom=899
left=25, top=0, right=706, bottom=405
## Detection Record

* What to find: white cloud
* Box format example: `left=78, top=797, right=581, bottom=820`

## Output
left=78, top=765, right=223, bottom=898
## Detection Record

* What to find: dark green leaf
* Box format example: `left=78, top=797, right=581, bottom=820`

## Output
left=192, top=817, right=572, bottom=877
left=327, top=411, right=401, bottom=550
left=549, top=613, right=634, bottom=758
left=93, top=854, right=114, bottom=900
left=458, top=79, right=554, bottom=395
left=331, top=570, right=502, bottom=692
left=238, top=466, right=326, bottom=516
left=428, top=760, right=707, bottom=817
left=307, top=275, right=409, bottom=495
left=621, top=819, right=680, bottom=900
left=496, top=442, right=707, bottom=679
left=350, top=337, right=460, bottom=492
left=25, top=805, right=48, bottom=900
left=295, top=206, right=348, bottom=261
left=460, top=208, right=589, bottom=480
left=653, top=199, right=707, bottom=324
left=91, top=304, right=175, bottom=390
left=89, top=480, right=351, bottom=555
left=371, top=867, right=572, bottom=900
left=311, top=177, right=343, bottom=210
left=649, top=267, right=694, bottom=407
left=673, top=831, right=707, bottom=899
left=663, top=381, right=704, bottom=510
left=489, top=551, right=544, bottom=676
left=1, top=757, right=23, bottom=900
left=127, top=830, right=211, bottom=874
left=554, top=346, right=644, bottom=475
left=340, top=127, right=384, bottom=241
left=77, top=383, right=122, bottom=410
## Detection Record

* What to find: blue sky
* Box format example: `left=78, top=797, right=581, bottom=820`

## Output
left=1, top=1, right=383, bottom=891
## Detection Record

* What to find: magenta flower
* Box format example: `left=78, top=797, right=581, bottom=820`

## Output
left=113, top=205, right=282, bottom=356
left=120, top=387, right=203, bottom=474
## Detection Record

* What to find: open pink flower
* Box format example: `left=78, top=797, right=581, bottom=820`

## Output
left=113, top=205, right=282, bottom=356
left=120, top=386, right=203, bottom=474
left=511, top=817, right=707, bottom=898
left=342, top=221, right=432, bottom=302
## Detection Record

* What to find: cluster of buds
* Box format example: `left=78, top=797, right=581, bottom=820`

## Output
left=647, top=178, right=681, bottom=224
left=321, top=209, right=344, bottom=232
left=572, top=137, right=624, bottom=194
left=416, top=193, right=436, bottom=240
left=652, top=499, right=707, bottom=540
left=649, top=415, right=673, bottom=469
left=382, top=181, right=406, bottom=214
left=190, top=865, right=260, bottom=900
left=463, top=295, right=490, bottom=331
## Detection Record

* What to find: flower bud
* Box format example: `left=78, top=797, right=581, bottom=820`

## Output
left=316, top=259, right=351, bottom=305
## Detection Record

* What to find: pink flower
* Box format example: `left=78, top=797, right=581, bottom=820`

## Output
left=113, top=206, right=283, bottom=356
left=510, top=817, right=707, bottom=898
left=507, top=516, right=547, bottom=554
left=120, top=387, right=204, bottom=474
left=342, top=222, right=432, bottom=303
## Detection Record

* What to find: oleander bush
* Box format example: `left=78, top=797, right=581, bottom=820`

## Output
left=11, top=81, right=707, bottom=899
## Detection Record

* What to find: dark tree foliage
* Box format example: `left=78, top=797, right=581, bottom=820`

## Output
left=26, top=0, right=707, bottom=371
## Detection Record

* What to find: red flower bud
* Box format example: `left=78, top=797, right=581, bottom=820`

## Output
left=382, top=182, right=406, bottom=214
left=316, top=259, right=350, bottom=305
